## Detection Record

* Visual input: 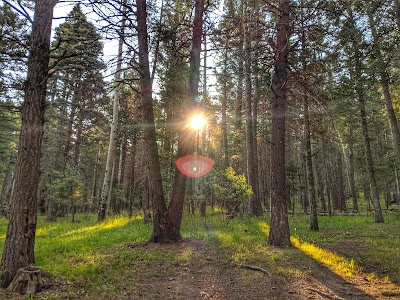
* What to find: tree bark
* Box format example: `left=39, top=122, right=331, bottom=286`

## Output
left=0, top=0, right=58, bottom=287
left=165, top=0, right=204, bottom=242
left=267, top=0, right=291, bottom=247
left=136, top=0, right=167, bottom=242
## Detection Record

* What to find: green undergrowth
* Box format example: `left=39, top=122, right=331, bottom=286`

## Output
left=0, top=209, right=398, bottom=298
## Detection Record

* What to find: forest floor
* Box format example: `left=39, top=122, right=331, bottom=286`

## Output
left=32, top=241, right=400, bottom=299
left=0, top=213, right=399, bottom=299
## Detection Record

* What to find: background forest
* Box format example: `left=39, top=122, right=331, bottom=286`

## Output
left=0, top=0, right=400, bottom=297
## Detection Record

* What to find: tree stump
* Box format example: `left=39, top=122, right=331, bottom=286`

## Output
left=7, top=265, right=43, bottom=295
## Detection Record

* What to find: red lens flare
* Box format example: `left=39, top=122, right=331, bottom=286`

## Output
left=176, top=154, right=214, bottom=178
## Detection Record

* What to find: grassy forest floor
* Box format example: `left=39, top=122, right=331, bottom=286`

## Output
left=0, top=209, right=399, bottom=299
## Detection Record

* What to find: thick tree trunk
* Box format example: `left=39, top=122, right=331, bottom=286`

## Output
left=165, top=0, right=204, bottom=242
left=0, top=0, right=58, bottom=287
left=267, top=0, right=291, bottom=247
left=136, top=0, right=167, bottom=242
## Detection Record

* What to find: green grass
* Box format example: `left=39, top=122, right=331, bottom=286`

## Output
left=0, top=208, right=399, bottom=297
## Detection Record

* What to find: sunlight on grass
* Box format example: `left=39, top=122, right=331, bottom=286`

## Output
left=179, top=246, right=193, bottom=261
left=258, top=221, right=270, bottom=234
left=291, top=236, right=360, bottom=277
left=215, top=230, right=233, bottom=246
left=58, top=215, right=137, bottom=238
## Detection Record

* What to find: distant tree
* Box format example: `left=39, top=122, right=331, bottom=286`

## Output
left=0, top=4, right=28, bottom=212
left=345, top=6, right=384, bottom=223
left=98, top=1, right=126, bottom=222
left=46, top=3, right=106, bottom=221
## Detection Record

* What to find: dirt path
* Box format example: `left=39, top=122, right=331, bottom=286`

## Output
left=129, top=241, right=400, bottom=300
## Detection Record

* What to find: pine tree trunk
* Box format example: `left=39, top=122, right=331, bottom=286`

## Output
left=233, top=1, right=244, bottom=173
left=348, top=7, right=384, bottom=223
left=244, top=0, right=262, bottom=217
left=348, top=117, right=358, bottom=213
left=304, top=93, right=318, bottom=230
left=337, top=154, right=346, bottom=211
left=136, top=0, right=167, bottom=242
left=74, top=113, right=83, bottom=167
left=127, top=135, right=137, bottom=218
left=367, top=11, right=400, bottom=157
left=268, top=0, right=291, bottom=247
left=359, top=103, right=383, bottom=222
left=0, top=0, right=58, bottom=287
left=221, top=42, right=229, bottom=170
left=165, top=0, right=204, bottom=242
left=64, top=83, right=79, bottom=166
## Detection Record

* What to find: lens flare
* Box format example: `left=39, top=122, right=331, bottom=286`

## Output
left=176, top=154, right=214, bottom=178
left=189, top=114, right=206, bottom=130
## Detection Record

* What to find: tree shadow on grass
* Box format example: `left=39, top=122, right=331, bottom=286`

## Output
left=290, top=246, right=400, bottom=300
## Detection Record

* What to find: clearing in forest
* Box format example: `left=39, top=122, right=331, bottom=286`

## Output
left=0, top=213, right=399, bottom=299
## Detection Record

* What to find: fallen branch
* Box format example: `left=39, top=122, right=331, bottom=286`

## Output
left=235, top=263, right=270, bottom=275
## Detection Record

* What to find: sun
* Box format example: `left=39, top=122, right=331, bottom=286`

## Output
left=189, top=113, right=206, bottom=130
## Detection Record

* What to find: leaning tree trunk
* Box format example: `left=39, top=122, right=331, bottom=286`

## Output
left=0, top=0, right=58, bottom=288
left=136, top=0, right=168, bottom=242
left=267, top=0, right=291, bottom=247
left=359, top=99, right=384, bottom=222
left=98, top=2, right=126, bottom=222
left=367, top=10, right=400, bottom=157
left=348, top=7, right=384, bottom=223
left=165, top=0, right=205, bottom=242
